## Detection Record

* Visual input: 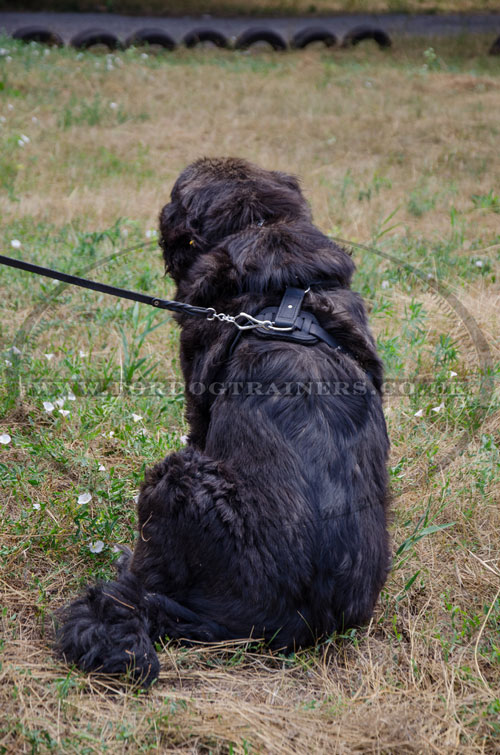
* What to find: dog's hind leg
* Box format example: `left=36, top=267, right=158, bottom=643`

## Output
left=56, top=565, right=233, bottom=687
left=56, top=448, right=242, bottom=685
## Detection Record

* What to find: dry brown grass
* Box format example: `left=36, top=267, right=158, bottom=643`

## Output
left=2, top=39, right=499, bottom=239
left=0, top=34, right=499, bottom=754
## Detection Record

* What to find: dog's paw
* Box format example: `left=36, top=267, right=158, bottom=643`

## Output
left=56, top=577, right=160, bottom=687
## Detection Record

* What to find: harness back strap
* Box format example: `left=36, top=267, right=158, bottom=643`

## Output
left=273, top=287, right=307, bottom=328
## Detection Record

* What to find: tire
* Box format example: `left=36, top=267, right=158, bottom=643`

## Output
left=183, top=28, right=229, bottom=49
left=12, top=26, right=63, bottom=47
left=342, top=26, right=392, bottom=49
left=235, top=28, right=287, bottom=52
left=125, top=28, right=176, bottom=50
left=70, top=29, right=122, bottom=51
left=489, top=35, right=500, bottom=55
left=291, top=27, right=337, bottom=50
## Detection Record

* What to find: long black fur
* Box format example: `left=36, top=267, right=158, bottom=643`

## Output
left=56, top=157, right=391, bottom=686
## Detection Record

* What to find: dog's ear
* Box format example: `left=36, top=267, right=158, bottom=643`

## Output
left=159, top=199, right=199, bottom=283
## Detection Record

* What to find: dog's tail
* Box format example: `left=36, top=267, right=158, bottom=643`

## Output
left=55, top=552, right=235, bottom=686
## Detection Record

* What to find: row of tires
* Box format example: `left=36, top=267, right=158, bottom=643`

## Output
left=9, top=24, right=500, bottom=55
left=11, top=24, right=393, bottom=51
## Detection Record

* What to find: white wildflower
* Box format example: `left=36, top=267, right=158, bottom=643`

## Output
left=11, top=346, right=21, bottom=355
left=449, top=370, right=457, bottom=378
left=77, top=492, right=92, bottom=505
left=133, top=494, right=139, bottom=504
left=98, top=463, right=106, bottom=471
left=180, top=434, right=189, bottom=445
left=475, top=260, right=483, bottom=268
left=5, top=360, right=12, bottom=367
left=58, top=409, right=70, bottom=417
left=145, top=229, right=157, bottom=238
left=43, top=401, right=55, bottom=413
left=414, top=409, right=423, bottom=417
left=381, top=280, right=390, bottom=289
left=132, top=413, right=142, bottom=422
left=20, top=134, right=30, bottom=144
left=79, top=350, right=88, bottom=358
left=0, top=433, right=11, bottom=445
left=55, top=398, right=65, bottom=408
left=89, top=540, right=105, bottom=554
left=33, top=503, right=41, bottom=510
left=10, top=239, right=21, bottom=249
left=66, top=390, right=76, bottom=401
left=44, top=353, right=54, bottom=361
left=432, top=403, right=444, bottom=413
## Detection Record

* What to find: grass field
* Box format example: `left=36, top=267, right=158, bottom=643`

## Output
left=2, top=1, right=500, bottom=17
left=0, top=34, right=499, bottom=753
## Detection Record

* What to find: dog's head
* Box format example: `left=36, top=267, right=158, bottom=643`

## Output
left=159, top=158, right=312, bottom=282
left=159, top=157, right=354, bottom=295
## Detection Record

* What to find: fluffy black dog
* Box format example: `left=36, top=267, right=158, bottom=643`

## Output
left=57, top=157, right=390, bottom=685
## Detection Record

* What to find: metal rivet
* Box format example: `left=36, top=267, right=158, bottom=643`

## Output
left=288, top=304, right=293, bottom=309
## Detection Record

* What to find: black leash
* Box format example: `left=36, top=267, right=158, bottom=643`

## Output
left=0, top=253, right=211, bottom=319
left=0, top=249, right=369, bottom=376
left=0, top=251, right=346, bottom=337
left=0, top=252, right=311, bottom=333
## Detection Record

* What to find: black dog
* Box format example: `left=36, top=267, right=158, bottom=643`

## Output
left=57, top=157, right=390, bottom=685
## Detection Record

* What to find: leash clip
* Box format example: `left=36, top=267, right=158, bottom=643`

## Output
left=206, top=309, right=293, bottom=332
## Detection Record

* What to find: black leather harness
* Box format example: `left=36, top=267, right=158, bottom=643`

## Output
left=229, top=286, right=361, bottom=369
